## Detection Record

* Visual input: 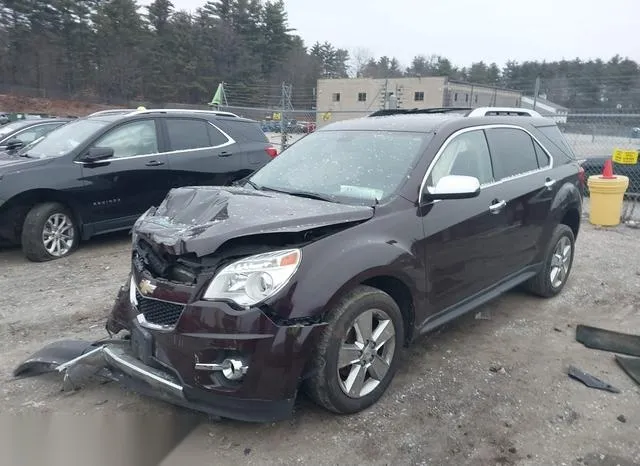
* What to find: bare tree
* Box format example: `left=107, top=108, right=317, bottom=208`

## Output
left=349, top=47, right=373, bottom=78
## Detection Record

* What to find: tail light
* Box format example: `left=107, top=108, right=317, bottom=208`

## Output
left=265, top=146, right=278, bottom=158
left=578, top=165, right=585, bottom=186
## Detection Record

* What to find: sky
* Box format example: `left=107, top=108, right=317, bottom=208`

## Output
left=146, top=0, right=640, bottom=68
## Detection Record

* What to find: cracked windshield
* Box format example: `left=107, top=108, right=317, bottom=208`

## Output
left=1, top=0, right=639, bottom=465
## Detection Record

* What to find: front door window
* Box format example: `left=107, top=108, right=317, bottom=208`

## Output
left=91, top=120, right=158, bottom=158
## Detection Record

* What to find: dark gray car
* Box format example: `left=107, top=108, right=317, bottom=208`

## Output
left=0, top=118, right=71, bottom=152
left=0, top=108, right=277, bottom=261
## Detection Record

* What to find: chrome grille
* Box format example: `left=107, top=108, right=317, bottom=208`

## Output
left=135, top=290, right=184, bottom=327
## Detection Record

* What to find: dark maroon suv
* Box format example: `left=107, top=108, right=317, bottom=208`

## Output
left=20, top=107, right=584, bottom=422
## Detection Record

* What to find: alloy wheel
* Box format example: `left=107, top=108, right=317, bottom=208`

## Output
left=42, top=213, right=75, bottom=257
left=337, top=308, right=396, bottom=398
left=549, top=236, right=572, bottom=288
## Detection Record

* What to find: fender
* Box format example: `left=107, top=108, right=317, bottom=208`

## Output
left=0, top=188, right=86, bottom=241
left=551, top=180, right=582, bottom=217
left=534, top=180, right=582, bottom=263
left=276, top=228, right=425, bottom=324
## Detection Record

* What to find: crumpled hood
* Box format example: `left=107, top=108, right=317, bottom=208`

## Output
left=134, top=186, right=375, bottom=256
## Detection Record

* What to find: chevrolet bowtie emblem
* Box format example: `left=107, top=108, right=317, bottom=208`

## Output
left=138, top=279, right=157, bottom=295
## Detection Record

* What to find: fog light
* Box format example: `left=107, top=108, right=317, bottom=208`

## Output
left=221, top=359, right=248, bottom=381
left=194, top=357, right=248, bottom=381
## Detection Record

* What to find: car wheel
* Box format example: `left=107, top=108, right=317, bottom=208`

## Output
left=305, top=285, right=404, bottom=414
left=524, top=224, right=575, bottom=298
left=21, top=202, right=79, bottom=262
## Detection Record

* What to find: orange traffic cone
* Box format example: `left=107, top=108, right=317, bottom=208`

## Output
left=601, top=159, right=615, bottom=179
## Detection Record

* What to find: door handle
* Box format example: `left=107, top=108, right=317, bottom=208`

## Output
left=489, top=199, right=506, bottom=214
left=544, top=178, right=556, bottom=190
left=218, top=151, right=232, bottom=157
left=145, top=160, right=164, bottom=166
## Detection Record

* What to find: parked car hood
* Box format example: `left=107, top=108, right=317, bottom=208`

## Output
left=134, top=186, right=375, bottom=257
left=0, top=152, right=50, bottom=173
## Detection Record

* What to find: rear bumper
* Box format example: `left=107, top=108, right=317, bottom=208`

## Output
left=59, top=342, right=294, bottom=422
left=105, top=272, right=325, bottom=422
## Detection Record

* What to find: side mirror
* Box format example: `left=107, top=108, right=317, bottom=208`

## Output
left=5, top=140, right=24, bottom=151
left=83, top=146, right=114, bottom=163
left=424, top=175, right=481, bottom=201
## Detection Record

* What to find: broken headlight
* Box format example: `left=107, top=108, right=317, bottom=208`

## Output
left=203, top=249, right=301, bottom=307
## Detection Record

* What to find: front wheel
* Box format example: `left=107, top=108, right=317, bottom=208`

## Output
left=21, top=202, right=79, bottom=262
left=304, top=285, right=405, bottom=414
left=523, top=224, right=575, bottom=298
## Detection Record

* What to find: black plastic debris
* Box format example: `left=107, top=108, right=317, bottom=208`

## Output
left=567, top=365, right=620, bottom=393
left=615, top=355, right=640, bottom=386
left=13, top=339, right=97, bottom=378
left=575, top=324, right=640, bottom=357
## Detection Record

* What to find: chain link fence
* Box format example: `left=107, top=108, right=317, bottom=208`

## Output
left=560, top=114, right=640, bottom=211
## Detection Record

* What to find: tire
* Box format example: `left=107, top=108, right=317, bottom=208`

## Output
left=21, top=202, right=79, bottom=262
left=304, top=285, right=405, bottom=414
left=523, top=224, right=575, bottom=298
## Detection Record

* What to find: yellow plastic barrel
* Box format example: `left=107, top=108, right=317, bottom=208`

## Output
left=587, top=174, right=629, bottom=226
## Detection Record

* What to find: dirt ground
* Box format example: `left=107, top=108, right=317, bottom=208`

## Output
left=1, top=218, right=640, bottom=466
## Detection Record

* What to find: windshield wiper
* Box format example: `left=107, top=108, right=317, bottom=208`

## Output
left=244, top=179, right=261, bottom=190
left=260, top=186, right=338, bottom=203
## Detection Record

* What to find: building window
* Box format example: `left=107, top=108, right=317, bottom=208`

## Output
left=332, top=93, right=341, bottom=102
left=357, top=92, right=366, bottom=102
left=465, top=94, right=469, bottom=103
left=414, top=91, right=424, bottom=101
left=454, top=92, right=458, bottom=102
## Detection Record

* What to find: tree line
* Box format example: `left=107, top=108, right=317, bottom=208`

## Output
left=0, top=0, right=639, bottom=111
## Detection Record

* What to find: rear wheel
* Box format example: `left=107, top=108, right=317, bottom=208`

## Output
left=523, top=224, right=575, bottom=298
left=21, top=202, right=79, bottom=262
left=304, top=285, right=404, bottom=414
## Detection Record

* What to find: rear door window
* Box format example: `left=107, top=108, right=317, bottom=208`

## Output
left=166, top=118, right=211, bottom=151
left=533, top=140, right=551, bottom=168
left=484, top=128, right=539, bottom=180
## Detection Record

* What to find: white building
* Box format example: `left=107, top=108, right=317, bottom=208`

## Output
left=520, top=95, right=569, bottom=123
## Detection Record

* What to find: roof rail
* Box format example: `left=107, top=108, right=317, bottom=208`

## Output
left=369, top=107, right=472, bottom=117
left=129, top=108, right=240, bottom=118
left=467, top=107, right=542, bottom=118
left=88, top=109, right=138, bottom=117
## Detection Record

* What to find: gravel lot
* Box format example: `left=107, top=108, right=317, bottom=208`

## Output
left=1, top=218, right=640, bottom=465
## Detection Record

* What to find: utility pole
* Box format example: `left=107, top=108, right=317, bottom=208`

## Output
left=532, top=76, right=541, bottom=110
left=280, top=82, right=286, bottom=149
left=383, top=79, right=388, bottom=109
left=279, top=82, right=294, bottom=150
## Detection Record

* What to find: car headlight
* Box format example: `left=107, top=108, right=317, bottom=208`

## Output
left=203, top=249, right=301, bottom=307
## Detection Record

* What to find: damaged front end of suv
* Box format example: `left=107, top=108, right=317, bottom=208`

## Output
left=15, top=185, right=375, bottom=422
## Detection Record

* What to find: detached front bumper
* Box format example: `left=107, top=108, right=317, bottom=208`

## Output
left=57, top=340, right=296, bottom=423
left=104, top=272, right=326, bottom=422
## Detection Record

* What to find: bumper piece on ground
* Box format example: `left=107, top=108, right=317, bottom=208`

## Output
left=12, top=339, right=99, bottom=378
left=567, top=364, right=620, bottom=393
left=576, top=324, right=640, bottom=357
left=615, top=355, right=640, bottom=386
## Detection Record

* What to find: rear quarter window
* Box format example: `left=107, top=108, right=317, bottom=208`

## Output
left=536, top=125, right=576, bottom=162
